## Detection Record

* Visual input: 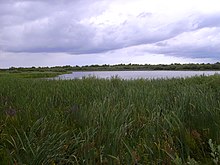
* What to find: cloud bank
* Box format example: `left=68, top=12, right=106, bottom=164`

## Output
left=0, top=0, right=220, bottom=67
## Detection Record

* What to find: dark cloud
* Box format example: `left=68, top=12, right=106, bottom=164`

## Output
left=143, top=26, right=220, bottom=60
left=0, top=0, right=108, bottom=52
left=158, top=46, right=220, bottom=59
left=0, top=0, right=220, bottom=62
left=197, top=13, right=220, bottom=28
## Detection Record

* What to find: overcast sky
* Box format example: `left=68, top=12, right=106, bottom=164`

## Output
left=0, top=0, right=220, bottom=68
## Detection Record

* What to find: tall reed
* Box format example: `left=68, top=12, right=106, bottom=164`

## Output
left=0, top=75, right=220, bottom=164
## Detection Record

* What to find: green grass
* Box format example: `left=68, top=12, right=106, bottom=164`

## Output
left=0, top=71, right=67, bottom=78
left=1, top=75, right=220, bottom=164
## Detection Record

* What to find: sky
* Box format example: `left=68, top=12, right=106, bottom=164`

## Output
left=0, top=0, right=220, bottom=68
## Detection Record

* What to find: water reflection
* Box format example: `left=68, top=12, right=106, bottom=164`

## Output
left=55, top=71, right=220, bottom=80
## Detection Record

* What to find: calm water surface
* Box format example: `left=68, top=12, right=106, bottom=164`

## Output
left=55, top=71, right=220, bottom=80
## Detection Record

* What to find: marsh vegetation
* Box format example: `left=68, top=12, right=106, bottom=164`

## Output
left=0, top=74, right=220, bottom=164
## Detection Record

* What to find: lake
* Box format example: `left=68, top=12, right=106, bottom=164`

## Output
left=54, top=70, right=220, bottom=80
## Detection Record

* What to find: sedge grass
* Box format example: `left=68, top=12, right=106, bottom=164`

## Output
left=0, top=75, right=220, bottom=164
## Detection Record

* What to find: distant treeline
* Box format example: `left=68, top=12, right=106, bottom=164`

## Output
left=1, top=62, right=220, bottom=72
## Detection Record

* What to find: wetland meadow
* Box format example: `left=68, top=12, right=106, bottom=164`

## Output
left=0, top=68, right=220, bottom=164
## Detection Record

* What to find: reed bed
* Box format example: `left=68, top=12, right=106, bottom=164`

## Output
left=0, top=75, right=220, bottom=164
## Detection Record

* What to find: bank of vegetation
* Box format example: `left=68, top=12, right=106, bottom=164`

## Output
left=1, top=74, right=220, bottom=164
left=1, top=62, right=220, bottom=73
